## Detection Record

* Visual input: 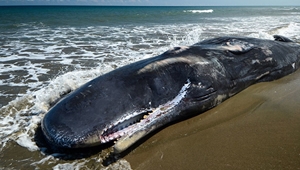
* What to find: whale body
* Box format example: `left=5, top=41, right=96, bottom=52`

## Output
left=42, top=35, right=300, bottom=153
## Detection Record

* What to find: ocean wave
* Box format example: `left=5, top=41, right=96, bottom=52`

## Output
left=272, top=7, right=299, bottom=11
left=268, top=22, right=300, bottom=40
left=184, top=9, right=213, bottom=14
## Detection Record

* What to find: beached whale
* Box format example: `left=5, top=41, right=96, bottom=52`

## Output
left=41, top=35, right=300, bottom=153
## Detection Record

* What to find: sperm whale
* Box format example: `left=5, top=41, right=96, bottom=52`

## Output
left=42, top=35, right=300, bottom=153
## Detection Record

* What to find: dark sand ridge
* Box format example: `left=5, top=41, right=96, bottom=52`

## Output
left=126, top=68, right=300, bottom=169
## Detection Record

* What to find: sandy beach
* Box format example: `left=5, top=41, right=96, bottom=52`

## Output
left=126, top=68, right=300, bottom=169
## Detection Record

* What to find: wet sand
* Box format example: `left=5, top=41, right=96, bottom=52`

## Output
left=126, top=69, right=300, bottom=169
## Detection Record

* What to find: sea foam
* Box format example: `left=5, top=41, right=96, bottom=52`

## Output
left=184, top=9, right=214, bottom=13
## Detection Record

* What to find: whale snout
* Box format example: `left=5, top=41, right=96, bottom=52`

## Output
left=41, top=109, right=83, bottom=148
left=41, top=101, right=106, bottom=148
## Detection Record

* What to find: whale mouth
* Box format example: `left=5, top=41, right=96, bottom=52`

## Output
left=97, top=79, right=191, bottom=152
left=100, top=109, right=153, bottom=143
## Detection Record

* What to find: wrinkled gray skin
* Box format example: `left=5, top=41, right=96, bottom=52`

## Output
left=42, top=35, right=300, bottom=153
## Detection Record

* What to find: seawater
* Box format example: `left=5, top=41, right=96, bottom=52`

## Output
left=0, top=6, right=300, bottom=169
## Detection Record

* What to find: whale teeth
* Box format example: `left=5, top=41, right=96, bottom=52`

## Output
left=100, top=136, right=105, bottom=143
left=101, top=109, right=158, bottom=143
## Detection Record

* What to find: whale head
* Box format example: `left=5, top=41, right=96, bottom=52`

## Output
left=41, top=51, right=217, bottom=153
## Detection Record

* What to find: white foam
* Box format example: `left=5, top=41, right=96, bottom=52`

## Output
left=276, top=22, right=300, bottom=40
left=103, top=159, right=132, bottom=170
left=16, top=134, right=39, bottom=151
left=30, top=155, right=55, bottom=166
left=33, top=68, right=109, bottom=112
left=249, top=31, right=274, bottom=40
left=52, top=161, right=88, bottom=170
left=184, top=9, right=213, bottom=13
left=272, top=7, right=299, bottom=11
left=51, top=159, right=131, bottom=170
